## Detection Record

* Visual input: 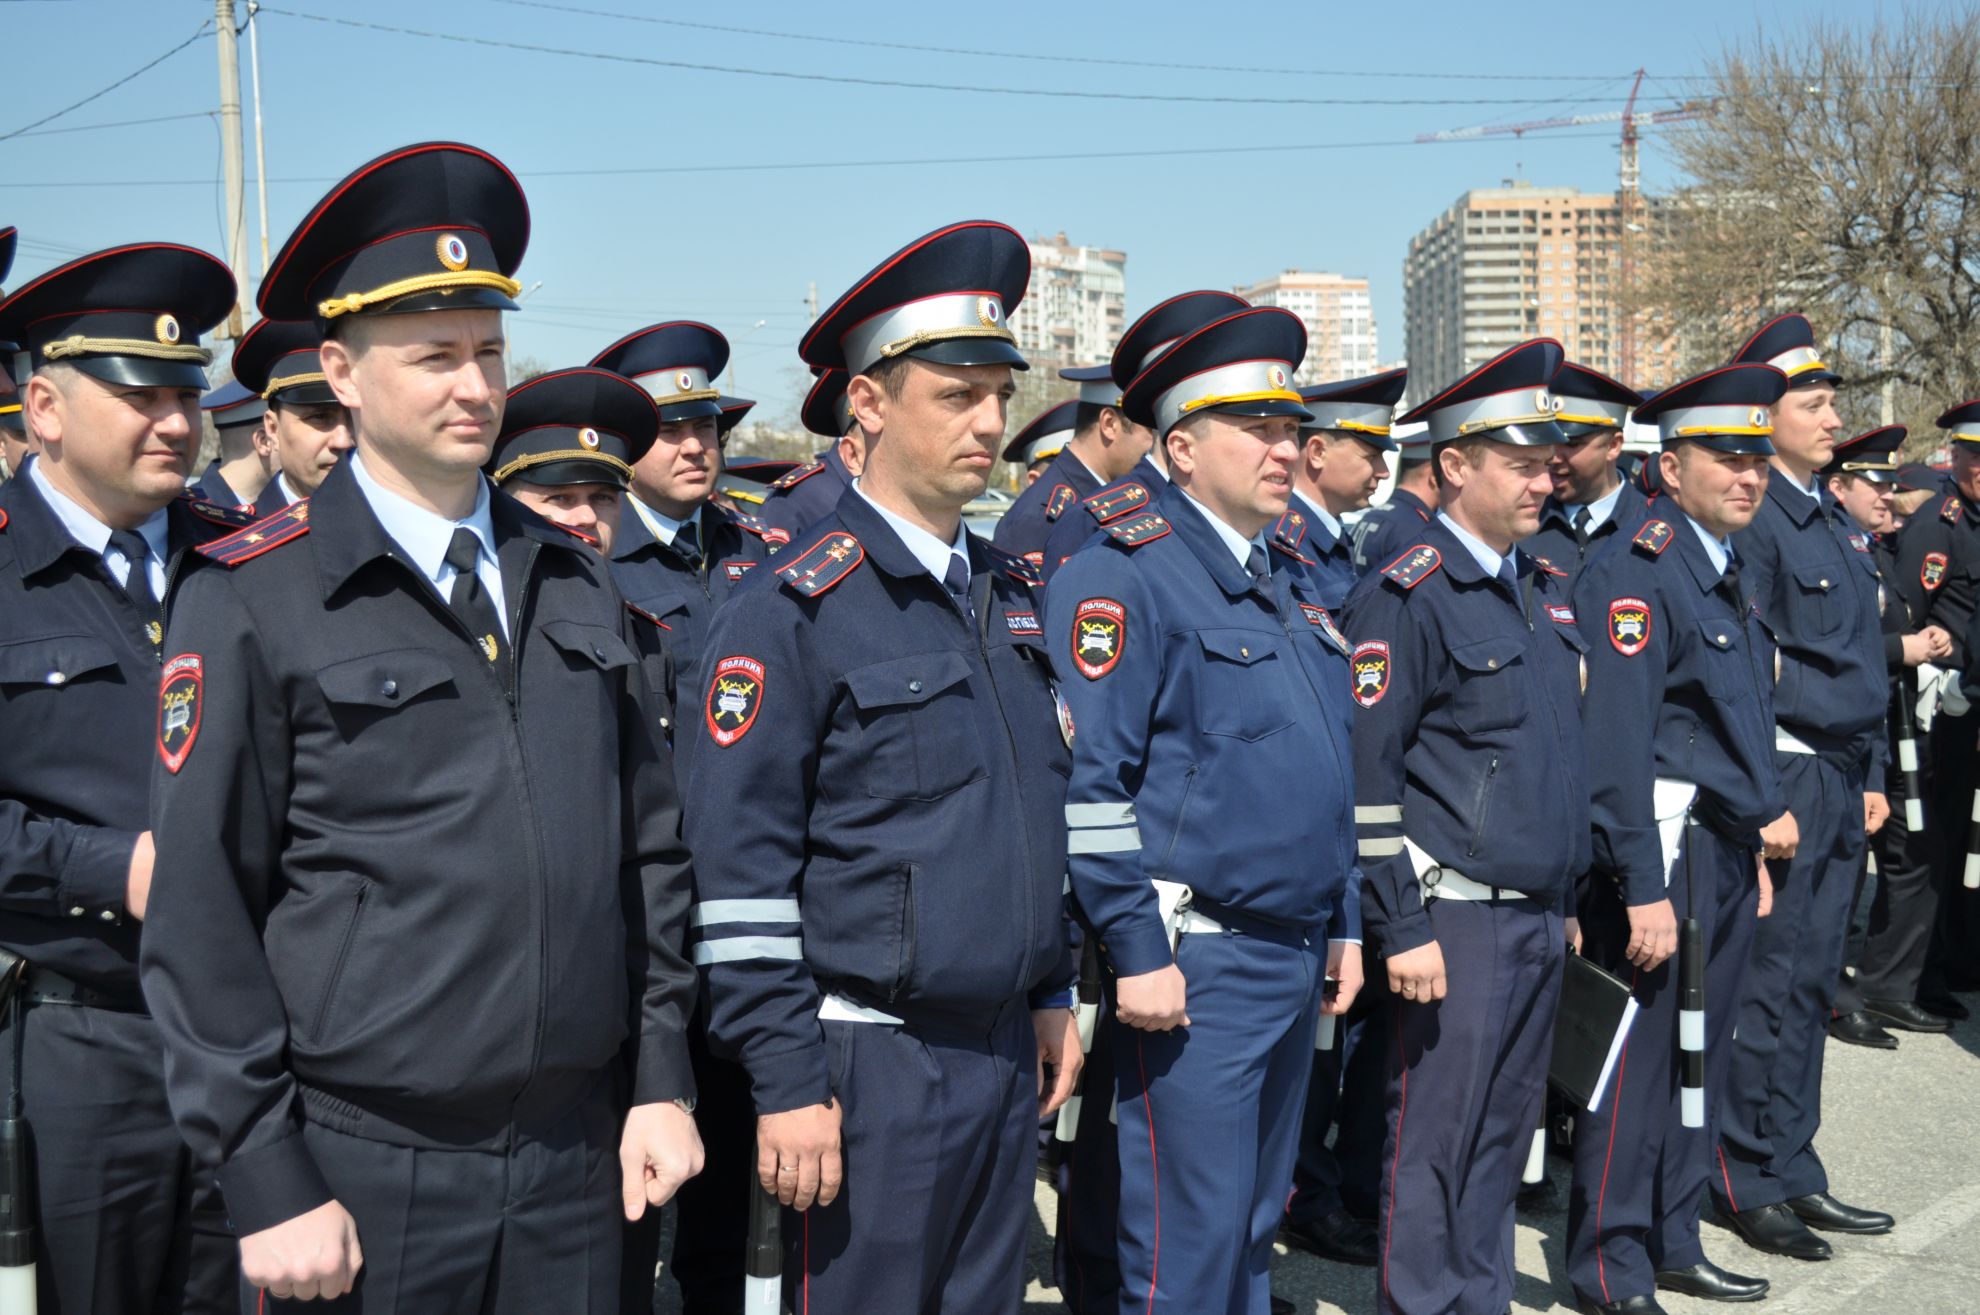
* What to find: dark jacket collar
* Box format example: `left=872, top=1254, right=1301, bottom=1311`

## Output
left=1763, top=465, right=1826, bottom=527
left=1157, top=483, right=1266, bottom=600
left=3, top=473, right=209, bottom=581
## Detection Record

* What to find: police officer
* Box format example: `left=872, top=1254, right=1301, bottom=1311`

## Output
left=1277, top=367, right=1406, bottom=1270
left=1712, top=315, right=1896, bottom=1255
left=232, top=317, right=353, bottom=516
left=0, top=240, right=248, bottom=1312
left=1822, top=426, right=1957, bottom=1042
left=484, top=365, right=658, bottom=559
left=1039, top=290, right=1247, bottom=582
left=1523, top=362, right=1648, bottom=584
left=1279, top=368, right=1406, bottom=608
left=999, top=396, right=1073, bottom=491
left=1051, top=304, right=1358, bottom=1315
left=195, top=379, right=275, bottom=507
left=1341, top=338, right=1589, bottom=1315
left=590, top=320, right=780, bottom=706
left=993, top=366, right=1154, bottom=563
left=680, top=220, right=1080, bottom=1314
left=0, top=224, right=29, bottom=480
left=1349, top=431, right=1440, bottom=574
left=1566, top=362, right=1790, bottom=1314
left=139, top=142, right=703, bottom=1311
left=756, top=367, right=857, bottom=539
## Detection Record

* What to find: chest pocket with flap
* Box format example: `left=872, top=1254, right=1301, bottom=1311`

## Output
left=844, top=650, right=987, bottom=800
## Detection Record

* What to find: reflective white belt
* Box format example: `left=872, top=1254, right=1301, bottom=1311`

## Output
left=818, top=994, right=903, bottom=1026
left=1403, top=838, right=1504, bottom=902
left=1175, top=907, right=1226, bottom=936
left=1775, top=726, right=1817, bottom=755
left=1654, top=778, right=1699, bottom=889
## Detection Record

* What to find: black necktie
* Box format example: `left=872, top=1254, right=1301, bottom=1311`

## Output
left=942, top=552, right=970, bottom=612
left=444, top=528, right=508, bottom=681
left=1718, top=555, right=1745, bottom=614
left=675, top=519, right=702, bottom=567
left=1245, top=543, right=1272, bottom=595
left=1572, top=506, right=1593, bottom=548
left=108, top=528, right=162, bottom=651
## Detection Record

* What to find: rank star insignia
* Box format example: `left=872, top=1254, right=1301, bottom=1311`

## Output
left=1608, top=597, right=1652, bottom=656
left=1071, top=598, right=1126, bottom=680
left=157, top=653, right=203, bottom=773
left=705, top=654, right=765, bottom=746
left=1351, top=640, right=1390, bottom=707
left=1923, top=551, right=1949, bottom=591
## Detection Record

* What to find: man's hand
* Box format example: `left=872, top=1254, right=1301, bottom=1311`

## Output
left=619, top=1101, right=705, bottom=1221
left=757, top=1100, right=842, bottom=1210
left=239, top=1200, right=362, bottom=1302
left=1756, top=858, right=1774, bottom=918
left=1902, top=631, right=1949, bottom=666
left=126, top=831, right=154, bottom=921
left=1923, top=624, right=1954, bottom=661
left=1759, top=811, right=1800, bottom=861
left=1864, top=792, right=1890, bottom=836
left=1387, top=941, right=1447, bottom=1003
left=1565, top=915, right=1584, bottom=955
left=1325, top=941, right=1364, bottom=1016
left=1624, top=898, right=1679, bottom=971
left=1033, top=1007, right=1083, bottom=1119
left=1115, top=963, right=1188, bottom=1032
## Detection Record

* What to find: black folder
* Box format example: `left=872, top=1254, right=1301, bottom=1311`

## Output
left=1549, top=953, right=1640, bottom=1113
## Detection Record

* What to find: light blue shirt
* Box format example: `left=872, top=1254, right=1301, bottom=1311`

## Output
left=1436, top=510, right=1509, bottom=580
left=1292, top=489, right=1344, bottom=543
left=1681, top=510, right=1734, bottom=576
left=29, top=459, right=167, bottom=595
left=628, top=494, right=701, bottom=547
left=1181, top=488, right=1269, bottom=571
left=1774, top=467, right=1821, bottom=503
left=852, top=480, right=968, bottom=589
left=350, top=450, right=508, bottom=637
left=275, top=472, right=302, bottom=506
left=1563, top=479, right=1626, bottom=533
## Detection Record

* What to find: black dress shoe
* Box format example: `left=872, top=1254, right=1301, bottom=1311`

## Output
left=1277, top=1208, right=1378, bottom=1266
left=1827, top=1010, right=1899, bottom=1049
left=1787, top=1191, right=1895, bottom=1234
left=1723, top=1202, right=1833, bottom=1259
left=1863, top=998, right=1954, bottom=1032
left=1270, top=1298, right=1294, bottom=1315
left=1918, top=993, right=1971, bottom=1021
left=1655, top=1259, right=1770, bottom=1302
left=1577, top=1295, right=1668, bottom=1314
left=1517, top=1175, right=1560, bottom=1212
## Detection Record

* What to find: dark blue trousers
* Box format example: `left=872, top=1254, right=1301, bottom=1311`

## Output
left=1055, top=997, right=1123, bottom=1315
left=1717, top=753, right=1864, bottom=1210
left=1112, top=924, right=1322, bottom=1315
left=1287, top=973, right=1390, bottom=1226
left=1376, top=898, right=1562, bottom=1315
left=1567, top=824, right=1758, bottom=1305
left=785, top=1005, right=1036, bottom=1315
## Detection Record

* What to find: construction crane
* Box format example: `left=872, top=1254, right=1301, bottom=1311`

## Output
left=1417, top=70, right=1716, bottom=383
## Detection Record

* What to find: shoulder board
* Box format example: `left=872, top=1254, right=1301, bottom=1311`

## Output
left=731, top=510, right=790, bottom=548
left=194, top=502, right=312, bottom=567
left=625, top=600, right=672, bottom=631
left=1943, top=497, right=1962, bottom=525
left=1631, top=519, right=1676, bottom=556
left=1102, top=512, right=1172, bottom=547
left=178, top=490, right=258, bottom=528
left=1529, top=554, right=1567, bottom=577
left=983, top=541, right=1042, bottom=586
left=770, top=460, right=825, bottom=492
left=730, top=509, right=769, bottom=533
left=1083, top=481, right=1151, bottom=525
left=774, top=531, right=865, bottom=598
left=1270, top=507, right=1309, bottom=556
left=1043, top=483, right=1076, bottom=522
left=1380, top=545, right=1443, bottom=589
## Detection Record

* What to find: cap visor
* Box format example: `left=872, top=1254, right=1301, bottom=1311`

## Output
left=1667, top=432, right=1777, bottom=457
left=500, top=458, right=630, bottom=491
left=269, top=383, right=341, bottom=408
left=902, top=338, right=1029, bottom=371
left=1203, top=398, right=1313, bottom=423
left=70, top=356, right=211, bottom=390
left=1555, top=421, right=1623, bottom=442
left=1461, top=418, right=1567, bottom=448
left=360, top=287, right=521, bottom=319
left=657, top=398, right=725, bottom=424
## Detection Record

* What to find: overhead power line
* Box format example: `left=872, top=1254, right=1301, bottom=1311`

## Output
left=254, top=9, right=1701, bottom=110
left=6, top=110, right=215, bottom=140
left=0, top=21, right=213, bottom=142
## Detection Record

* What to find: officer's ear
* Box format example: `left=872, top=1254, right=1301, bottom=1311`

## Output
left=837, top=427, right=867, bottom=478
left=319, top=332, right=365, bottom=413
left=1165, top=417, right=1199, bottom=478
left=22, top=369, right=70, bottom=447
left=845, top=371, right=892, bottom=440
left=1658, top=446, right=1684, bottom=495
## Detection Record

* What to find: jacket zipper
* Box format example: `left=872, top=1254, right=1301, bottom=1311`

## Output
left=311, top=878, right=370, bottom=1040
left=1467, top=756, right=1500, bottom=858
left=968, top=576, right=1040, bottom=999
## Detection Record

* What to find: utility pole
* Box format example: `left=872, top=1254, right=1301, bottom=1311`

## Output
left=215, top=0, right=249, bottom=336
left=247, top=1, right=271, bottom=277
left=807, top=281, right=818, bottom=322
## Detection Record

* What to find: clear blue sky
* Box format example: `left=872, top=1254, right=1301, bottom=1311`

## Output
left=0, top=0, right=1892, bottom=426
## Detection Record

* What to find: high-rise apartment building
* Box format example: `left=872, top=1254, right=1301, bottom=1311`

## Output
left=1008, top=232, right=1127, bottom=371
left=1233, top=271, right=1378, bottom=385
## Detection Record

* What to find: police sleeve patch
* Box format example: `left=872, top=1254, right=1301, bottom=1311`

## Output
left=1923, top=551, right=1949, bottom=591
left=1351, top=640, right=1390, bottom=707
left=1608, top=597, right=1652, bottom=656
left=157, top=653, right=204, bottom=773
left=1380, top=546, right=1442, bottom=589
left=1071, top=598, right=1126, bottom=679
left=1631, top=520, right=1675, bottom=556
left=705, top=654, right=765, bottom=747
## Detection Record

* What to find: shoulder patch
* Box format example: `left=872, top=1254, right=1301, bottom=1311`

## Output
left=1043, top=483, right=1075, bottom=522
left=1380, top=545, right=1443, bottom=589
left=194, top=502, right=312, bottom=567
left=1942, top=497, right=1962, bottom=525
left=770, top=459, right=825, bottom=492
left=178, top=491, right=258, bottom=528
left=1071, top=597, right=1127, bottom=679
left=1608, top=596, right=1653, bottom=656
left=1631, top=519, right=1675, bottom=556
left=1084, top=481, right=1151, bottom=524
left=983, top=541, right=1042, bottom=586
left=774, top=531, right=864, bottom=598
left=625, top=600, right=672, bottom=631
left=1351, top=640, right=1391, bottom=706
left=1922, top=551, right=1949, bottom=591
left=1102, top=512, right=1172, bottom=547
left=705, top=654, right=765, bottom=747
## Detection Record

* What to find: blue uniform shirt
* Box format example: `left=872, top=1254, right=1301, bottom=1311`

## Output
left=1040, top=456, right=1167, bottom=583
left=1342, top=514, right=1591, bottom=956
left=1522, top=478, right=1648, bottom=587
left=1048, top=484, right=1358, bottom=978
left=992, top=448, right=1104, bottom=564
left=1574, top=512, right=1787, bottom=906
left=1733, top=471, right=1887, bottom=790
left=1349, top=486, right=1435, bottom=575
